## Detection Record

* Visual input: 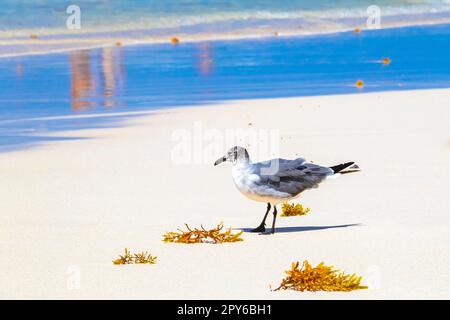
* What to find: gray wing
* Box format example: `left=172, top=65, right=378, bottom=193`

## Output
left=249, top=157, right=333, bottom=196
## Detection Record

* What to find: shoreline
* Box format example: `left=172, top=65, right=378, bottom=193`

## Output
left=2, top=87, right=449, bottom=154
left=1, top=21, right=450, bottom=59
left=1, top=87, right=449, bottom=154
left=2, top=22, right=450, bottom=152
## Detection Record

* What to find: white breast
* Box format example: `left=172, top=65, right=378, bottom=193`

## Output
left=231, top=164, right=293, bottom=204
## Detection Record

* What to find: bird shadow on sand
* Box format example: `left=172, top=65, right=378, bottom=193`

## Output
left=237, top=223, right=362, bottom=234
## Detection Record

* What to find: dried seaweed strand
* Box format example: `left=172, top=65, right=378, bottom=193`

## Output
left=163, top=222, right=243, bottom=244
left=113, top=248, right=157, bottom=265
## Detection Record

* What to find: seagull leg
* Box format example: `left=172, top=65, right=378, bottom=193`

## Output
left=250, top=203, right=271, bottom=233
left=271, top=205, right=278, bottom=234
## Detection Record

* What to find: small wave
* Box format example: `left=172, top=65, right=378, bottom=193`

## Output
left=1, top=1, right=450, bottom=57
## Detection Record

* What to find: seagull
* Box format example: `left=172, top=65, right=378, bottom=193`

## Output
left=214, top=146, right=359, bottom=234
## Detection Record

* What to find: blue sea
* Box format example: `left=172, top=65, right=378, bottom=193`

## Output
left=0, top=1, right=450, bottom=151
left=1, top=0, right=450, bottom=57
left=2, top=1, right=450, bottom=39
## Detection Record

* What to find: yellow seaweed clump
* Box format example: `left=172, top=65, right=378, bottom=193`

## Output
left=163, top=222, right=243, bottom=244
left=113, top=248, right=157, bottom=265
left=274, top=260, right=367, bottom=292
left=355, top=79, right=364, bottom=89
left=382, top=57, right=391, bottom=65
left=281, top=202, right=311, bottom=217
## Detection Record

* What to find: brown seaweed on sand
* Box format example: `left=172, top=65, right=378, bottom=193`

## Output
left=273, top=260, right=367, bottom=292
left=113, top=248, right=157, bottom=265
left=163, top=222, right=243, bottom=244
left=281, top=202, right=311, bottom=217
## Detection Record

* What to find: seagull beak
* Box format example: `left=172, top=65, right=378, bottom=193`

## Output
left=214, top=156, right=226, bottom=166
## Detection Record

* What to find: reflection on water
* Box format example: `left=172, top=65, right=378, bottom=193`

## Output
left=70, top=50, right=95, bottom=110
left=15, top=63, right=24, bottom=79
left=69, top=47, right=125, bottom=110
left=2, top=24, right=450, bottom=152
left=196, top=43, right=214, bottom=76
left=101, top=47, right=126, bottom=107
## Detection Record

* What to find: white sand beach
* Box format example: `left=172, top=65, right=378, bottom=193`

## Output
left=0, top=89, right=449, bottom=299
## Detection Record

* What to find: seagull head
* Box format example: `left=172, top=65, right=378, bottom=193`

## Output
left=214, top=146, right=250, bottom=166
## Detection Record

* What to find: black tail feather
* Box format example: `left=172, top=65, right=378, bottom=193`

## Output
left=329, top=162, right=356, bottom=174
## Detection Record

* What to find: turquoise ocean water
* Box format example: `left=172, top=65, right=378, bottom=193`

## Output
left=1, top=1, right=450, bottom=57
left=1, top=0, right=450, bottom=39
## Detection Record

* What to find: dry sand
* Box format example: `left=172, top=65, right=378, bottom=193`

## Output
left=0, top=89, right=449, bottom=299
